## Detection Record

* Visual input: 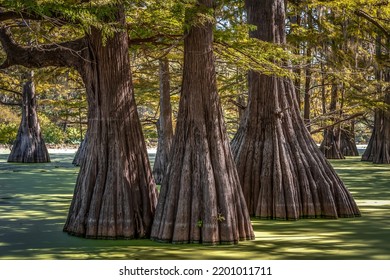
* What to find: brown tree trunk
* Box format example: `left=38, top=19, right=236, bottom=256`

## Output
left=362, top=96, right=390, bottom=163
left=230, top=0, right=360, bottom=219
left=320, top=83, right=344, bottom=159
left=72, top=132, right=88, bottom=166
left=151, top=0, right=254, bottom=245
left=303, top=47, right=312, bottom=131
left=362, top=37, right=390, bottom=164
left=7, top=71, right=50, bottom=163
left=303, top=11, right=313, bottom=130
left=153, top=58, right=174, bottom=184
left=340, top=122, right=359, bottom=156
left=63, top=11, right=158, bottom=239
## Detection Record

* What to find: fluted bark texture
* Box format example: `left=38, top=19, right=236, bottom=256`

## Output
left=231, top=0, right=360, bottom=219
left=63, top=14, right=158, bottom=239
left=151, top=0, right=254, bottom=245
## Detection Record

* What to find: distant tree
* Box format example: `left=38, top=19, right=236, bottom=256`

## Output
left=319, top=82, right=344, bottom=159
left=152, top=58, right=174, bottom=184
left=362, top=30, right=390, bottom=163
left=7, top=70, right=50, bottom=163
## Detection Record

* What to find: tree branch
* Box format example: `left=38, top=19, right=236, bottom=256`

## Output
left=0, top=10, right=44, bottom=22
left=0, top=86, right=21, bottom=96
left=355, top=10, right=390, bottom=38
left=309, top=112, right=365, bottom=135
left=128, top=34, right=182, bottom=46
left=0, top=27, right=87, bottom=70
left=0, top=98, right=21, bottom=106
left=0, top=7, right=80, bottom=26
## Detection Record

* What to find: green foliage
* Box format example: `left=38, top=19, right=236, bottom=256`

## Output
left=38, top=113, right=65, bottom=144
left=0, top=105, right=19, bottom=144
left=0, top=122, right=18, bottom=144
left=64, top=126, right=82, bottom=144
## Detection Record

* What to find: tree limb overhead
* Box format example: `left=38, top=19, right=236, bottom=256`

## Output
left=0, top=27, right=87, bottom=70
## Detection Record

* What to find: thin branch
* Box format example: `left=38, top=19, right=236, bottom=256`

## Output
left=355, top=10, right=390, bottom=38
left=228, top=98, right=246, bottom=110
left=0, top=10, right=44, bottom=22
left=0, top=86, right=21, bottom=96
left=0, top=8, right=80, bottom=26
left=129, top=34, right=182, bottom=46
left=309, top=112, right=365, bottom=134
left=0, top=98, right=21, bottom=106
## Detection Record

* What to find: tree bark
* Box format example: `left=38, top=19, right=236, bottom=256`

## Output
left=72, top=133, right=88, bottom=166
left=362, top=97, right=390, bottom=164
left=303, top=10, right=313, bottom=130
left=7, top=71, right=50, bottom=163
left=303, top=47, right=312, bottom=131
left=320, top=83, right=344, bottom=159
left=340, top=122, right=359, bottom=156
left=153, top=58, right=174, bottom=185
left=63, top=21, right=158, bottom=239
left=151, top=0, right=254, bottom=245
left=362, top=37, right=390, bottom=164
left=230, top=0, right=360, bottom=219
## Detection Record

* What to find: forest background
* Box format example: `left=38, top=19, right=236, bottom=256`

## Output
left=0, top=0, right=389, bottom=156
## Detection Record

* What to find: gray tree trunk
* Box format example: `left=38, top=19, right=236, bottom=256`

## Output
left=151, top=0, right=254, bottom=245
left=230, top=0, right=360, bottom=219
left=7, top=71, right=50, bottom=163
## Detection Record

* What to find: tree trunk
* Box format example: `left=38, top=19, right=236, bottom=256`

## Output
left=151, top=0, right=254, bottom=245
left=303, top=11, right=313, bottom=130
left=340, top=122, right=359, bottom=156
left=63, top=10, right=158, bottom=239
left=362, top=97, right=390, bottom=163
left=303, top=47, right=312, bottom=131
left=362, top=37, right=390, bottom=164
left=153, top=58, right=174, bottom=184
left=72, top=133, right=88, bottom=166
left=230, top=0, right=360, bottom=219
left=7, top=71, right=50, bottom=163
left=320, top=83, right=344, bottom=159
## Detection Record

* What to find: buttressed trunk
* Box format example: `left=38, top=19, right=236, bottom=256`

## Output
left=231, top=0, right=360, bottom=219
left=0, top=2, right=158, bottom=239
left=151, top=0, right=254, bottom=245
left=8, top=71, right=50, bottom=163
left=340, top=124, right=359, bottom=157
left=63, top=21, right=158, bottom=238
left=362, top=94, right=390, bottom=164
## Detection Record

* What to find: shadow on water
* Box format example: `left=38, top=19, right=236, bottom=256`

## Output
left=0, top=153, right=389, bottom=259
